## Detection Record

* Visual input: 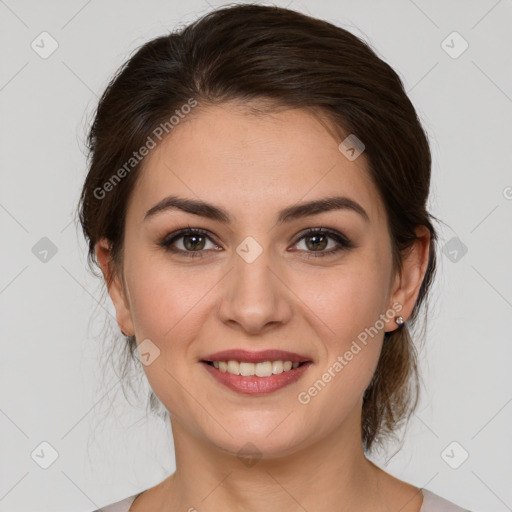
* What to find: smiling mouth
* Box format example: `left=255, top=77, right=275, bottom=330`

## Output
left=202, top=360, right=310, bottom=378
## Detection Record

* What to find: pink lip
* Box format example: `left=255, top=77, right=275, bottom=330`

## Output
left=201, top=360, right=313, bottom=395
left=201, top=349, right=311, bottom=364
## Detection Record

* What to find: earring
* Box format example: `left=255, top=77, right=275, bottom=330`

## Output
left=395, top=316, right=404, bottom=327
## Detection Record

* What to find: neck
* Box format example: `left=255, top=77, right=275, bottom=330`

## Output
left=164, top=407, right=385, bottom=512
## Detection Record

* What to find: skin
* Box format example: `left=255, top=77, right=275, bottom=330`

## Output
left=96, top=102, right=431, bottom=512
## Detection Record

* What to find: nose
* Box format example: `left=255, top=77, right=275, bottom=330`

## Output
left=217, top=245, right=293, bottom=335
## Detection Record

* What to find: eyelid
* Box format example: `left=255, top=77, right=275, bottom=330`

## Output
left=159, top=225, right=355, bottom=257
left=160, top=227, right=219, bottom=251
left=291, top=226, right=353, bottom=246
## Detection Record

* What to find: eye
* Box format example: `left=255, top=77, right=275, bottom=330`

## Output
left=159, top=227, right=219, bottom=258
left=291, top=227, right=355, bottom=258
left=159, top=226, right=355, bottom=259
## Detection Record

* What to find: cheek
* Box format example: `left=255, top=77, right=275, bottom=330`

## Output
left=300, top=256, right=390, bottom=344
left=125, top=249, right=215, bottom=343
left=291, top=255, right=389, bottom=405
left=123, top=255, right=216, bottom=417
left=293, top=287, right=385, bottom=427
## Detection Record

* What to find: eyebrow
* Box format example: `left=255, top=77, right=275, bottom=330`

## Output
left=144, top=194, right=370, bottom=224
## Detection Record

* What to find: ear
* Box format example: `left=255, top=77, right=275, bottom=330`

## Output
left=95, top=238, right=134, bottom=337
left=384, top=226, right=431, bottom=333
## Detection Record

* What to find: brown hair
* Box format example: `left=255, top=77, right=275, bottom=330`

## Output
left=77, top=3, right=439, bottom=453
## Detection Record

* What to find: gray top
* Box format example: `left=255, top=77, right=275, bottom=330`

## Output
left=94, top=487, right=472, bottom=511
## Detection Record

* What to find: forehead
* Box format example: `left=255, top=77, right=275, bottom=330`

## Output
left=129, top=103, right=386, bottom=225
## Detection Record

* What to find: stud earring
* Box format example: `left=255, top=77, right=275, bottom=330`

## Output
left=395, top=316, right=404, bottom=327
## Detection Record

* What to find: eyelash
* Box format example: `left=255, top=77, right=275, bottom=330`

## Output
left=159, top=226, right=356, bottom=259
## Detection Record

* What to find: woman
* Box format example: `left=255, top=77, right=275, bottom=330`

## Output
left=79, top=4, right=472, bottom=511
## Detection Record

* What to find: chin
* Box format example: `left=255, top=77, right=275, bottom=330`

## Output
left=205, top=420, right=315, bottom=461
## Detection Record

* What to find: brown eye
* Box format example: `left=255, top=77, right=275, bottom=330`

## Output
left=182, top=233, right=206, bottom=251
left=293, top=228, right=355, bottom=258
left=304, top=233, right=329, bottom=251
left=160, top=228, right=219, bottom=257
left=159, top=226, right=355, bottom=259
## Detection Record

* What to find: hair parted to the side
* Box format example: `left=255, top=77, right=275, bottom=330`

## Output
left=77, top=3, right=439, bottom=454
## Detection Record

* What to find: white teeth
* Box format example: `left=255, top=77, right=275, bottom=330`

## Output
left=211, top=360, right=302, bottom=377
left=227, top=360, right=239, bottom=374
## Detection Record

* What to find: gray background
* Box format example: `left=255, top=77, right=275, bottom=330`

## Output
left=1, top=0, right=511, bottom=511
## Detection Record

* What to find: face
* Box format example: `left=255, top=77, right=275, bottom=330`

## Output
left=100, top=103, right=410, bottom=459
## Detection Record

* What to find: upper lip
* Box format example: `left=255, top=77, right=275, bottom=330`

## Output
left=201, top=349, right=311, bottom=364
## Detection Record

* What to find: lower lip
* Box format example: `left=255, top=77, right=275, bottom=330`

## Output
left=201, top=361, right=313, bottom=395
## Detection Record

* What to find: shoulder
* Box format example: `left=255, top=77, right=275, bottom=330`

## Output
left=420, top=488, right=473, bottom=512
left=92, top=493, right=140, bottom=512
